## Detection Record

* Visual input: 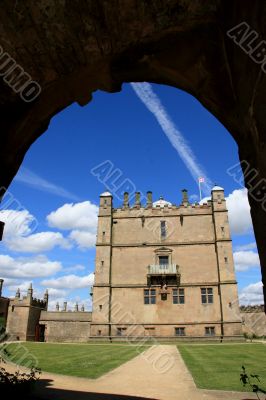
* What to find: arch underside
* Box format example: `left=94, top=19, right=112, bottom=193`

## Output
left=0, top=0, right=265, bottom=307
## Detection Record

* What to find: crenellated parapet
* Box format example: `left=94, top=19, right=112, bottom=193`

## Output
left=112, top=190, right=212, bottom=216
left=240, top=305, right=264, bottom=313
left=6, top=284, right=49, bottom=341
left=31, top=298, right=47, bottom=308
left=9, top=284, right=48, bottom=310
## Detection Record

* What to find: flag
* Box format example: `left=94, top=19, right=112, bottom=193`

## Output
left=198, top=177, right=205, bottom=183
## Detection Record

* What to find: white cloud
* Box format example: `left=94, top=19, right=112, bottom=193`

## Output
left=0, top=208, right=72, bottom=253
left=131, top=82, right=212, bottom=196
left=7, top=280, right=33, bottom=294
left=47, top=201, right=98, bottom=250
left=189, top=194, right=199, bottom=203
left=0, top=254, right=62, bottom=278
left=233, top=250, right=260, bottom=271
left=41, top=273, right=94, bottom=290
left=46, top=288, right=68, bottom=298
left=226, top=188, right=252, bottom=235
left=64, top=264, right=86, bottom=273
left=15, top=167, right=79, bottom=201
left=47, top=201, right=98, bottom=231
left=0, top=277, right=21, bottom=287
left=5, top=231, right=71, bottom=253
left=0, top=209, right=37, bottom=237
left=69, top=230, right=96, bottom=249
left=235, top=242, right=257, bottom=252
left=201, top=188, right=253, bottom=235
left=239, top=281, right=264, bottom=305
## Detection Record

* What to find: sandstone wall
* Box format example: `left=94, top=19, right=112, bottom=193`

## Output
left=39, top=311, right=92, bottom=342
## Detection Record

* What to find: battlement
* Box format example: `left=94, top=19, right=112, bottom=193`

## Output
left=99, top=188, right=226, bottom=218
left=9, top=284, right=48, bottom=310
left=112, top=201, right=212, bottom=217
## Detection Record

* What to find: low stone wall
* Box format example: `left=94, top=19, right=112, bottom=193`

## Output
left=39, top=311, right=92, bottom=342
left=240, top=308, right=266, bottom=337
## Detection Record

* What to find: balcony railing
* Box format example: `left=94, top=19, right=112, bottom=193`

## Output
left=147, top=264, right=179, bottom=275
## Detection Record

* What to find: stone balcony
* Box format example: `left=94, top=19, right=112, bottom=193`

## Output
left=147, top=264, right=181, bottom=286
left=148, top=264, right=179, bottom=275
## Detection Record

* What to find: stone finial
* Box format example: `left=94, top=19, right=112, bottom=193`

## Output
left=123, top=192, right=129, bottom=208
left=135, top=192, right=141, bottom=206
left=0, top=279, right=3, bottom=297
left=74, top=302, right=79, bottom=312
left=27, top=283, right=33, bottom=299
left=15, top=288, right=20, bottom=299
left=63, top=301, right=67, bottom=312
left=81, top=304, right=85, bottom=312
left=44, top=289, right=49, bottom=302
left=56, top=302, right=59, bottom=311
left=181, top=189, right=189, bottom=204
left=147, top=191, right=152, bottom=207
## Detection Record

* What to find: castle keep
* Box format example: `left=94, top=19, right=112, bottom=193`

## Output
left=90, top=187, right=242, bottom=339
left=4, top=186, right=265, bottom=342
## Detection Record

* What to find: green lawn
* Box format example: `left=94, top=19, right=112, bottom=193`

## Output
left=178, top=343, right=266, bottom=392
left=3, top=342, right=148, bottom=378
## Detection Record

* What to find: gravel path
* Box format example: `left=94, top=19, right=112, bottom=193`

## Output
left=4, top=345, right=257, bottom=400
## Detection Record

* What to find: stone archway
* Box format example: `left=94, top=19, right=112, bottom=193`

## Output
left=0, top=1, right=265, bottom=307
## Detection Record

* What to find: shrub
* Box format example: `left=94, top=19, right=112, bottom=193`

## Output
left=240, top=365, right=266, bottom=399
left=0, top=348, right=41, bottom=394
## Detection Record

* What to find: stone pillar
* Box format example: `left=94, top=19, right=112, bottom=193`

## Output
left=63, top=301, right=67, bottom=312
left=147, top=191, right=152, bottom=207
left=74, top=302, right=79, bottom=312
left=56, top=302, right=59, bottom=311
left=0, top=279, right=3, bottom=297
left=15, top=288, right=20, bottom=299
left=0, top=221, right=4, bottom=241
left=123, top=192, right=129, bottom=208
left=81, top=305, right=85, bottom=312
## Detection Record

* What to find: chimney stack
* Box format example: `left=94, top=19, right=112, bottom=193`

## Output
left=147, top=191, right=152, bottom=207
left=123, top=192, right=129, bottom=208
left=181, top=189, right=189, bottom=205
left=135, top=192, right=141, bottom=207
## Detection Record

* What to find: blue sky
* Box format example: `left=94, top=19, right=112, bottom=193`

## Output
left=0, top=83, right=262, bottom=309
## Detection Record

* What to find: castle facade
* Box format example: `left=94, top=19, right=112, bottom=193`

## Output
left=90, top=187, right=242, bottom=339
left=2, top=187, right=256, bottom=342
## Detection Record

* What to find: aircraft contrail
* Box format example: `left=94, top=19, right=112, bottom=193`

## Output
left=131, top=82, right=212, bottom=196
